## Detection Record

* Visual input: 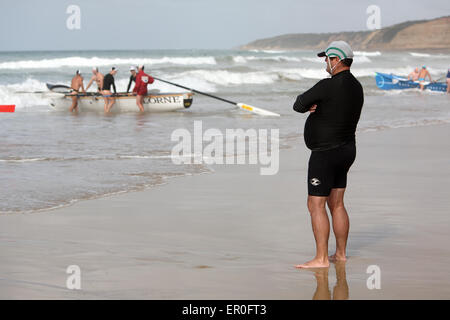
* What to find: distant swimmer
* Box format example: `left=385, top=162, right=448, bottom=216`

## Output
left=127, top=66, right=137, bottom=93
left=446, top=68, right=450, bottom=93
left=85, top=67, right=104, bottom=93
left=293, top=41, right=364, bottom=268
left=417, top=66, right=433, bottom=90
left=69, top=70, right=85, bottom=112
left=102, top=67, right=118, bottom=113
left=133, top=65, right=155, bottom=112
left=408, top=67, right=420, bottom=81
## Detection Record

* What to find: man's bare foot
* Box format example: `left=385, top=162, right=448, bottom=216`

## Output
left=329, top=254, right=347, bottom=262
left=295, top=258, right=329, bottom=269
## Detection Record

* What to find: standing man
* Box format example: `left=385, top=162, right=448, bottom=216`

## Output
left=133, top=65, right=154, bottom=112
left=293, top=41, right=364, bottom=268
left=127, top=66, right=137, bottom=93
left=69, top=70, right=85, bottom=112
left=417, top=66, right=433, bottom=91
left=85, top=67, right=104, bottom=93
left=102, top=67, right=118, bottom=113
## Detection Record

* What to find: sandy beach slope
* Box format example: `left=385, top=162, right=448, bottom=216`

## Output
left=1, top=124, right=449, bottom=299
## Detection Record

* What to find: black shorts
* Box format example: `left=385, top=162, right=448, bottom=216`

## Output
left=307, top=140, right=356, bottom=197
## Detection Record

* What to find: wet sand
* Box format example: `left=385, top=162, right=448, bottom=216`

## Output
left=1, top=124, right=450, bottom=299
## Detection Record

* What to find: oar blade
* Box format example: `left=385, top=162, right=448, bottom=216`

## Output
left=46, top=83, right=71, bottom=93
left=237, top=103, right=280, bottom=117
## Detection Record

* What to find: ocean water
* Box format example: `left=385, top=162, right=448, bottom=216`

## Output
left=1, top=49, right=449, bottom=213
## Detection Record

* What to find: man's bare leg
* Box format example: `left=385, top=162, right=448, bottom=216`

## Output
left=69, top=95, right=78, bottom=112
left=136, top=95, right=144, bottom=112
left=106, top=98, right=115, bottom=113
left=327, top=188, right=349, bottom=261
left=296, top=196, right=330, bottom=268
left=103, top=97, right=108, bottom=112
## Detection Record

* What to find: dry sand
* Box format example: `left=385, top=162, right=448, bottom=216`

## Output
left=1, top=124, right=449, bottom=299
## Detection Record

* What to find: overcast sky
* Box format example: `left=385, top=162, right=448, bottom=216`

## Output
left=0, top=0, right=448, bottom=51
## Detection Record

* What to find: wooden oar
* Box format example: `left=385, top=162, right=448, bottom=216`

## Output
left=153, top=77, right=280, bottom=117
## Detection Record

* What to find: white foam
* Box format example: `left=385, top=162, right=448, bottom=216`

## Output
left=304, top=56, right=371, bottom=63
left=0, top=157, right=49, bottom=163
left=353, top=56, right=372, bottom=63
left=409, top=52, right=450, bottom=59
left=113, top=75, right=217, bottom=93
left=0, top=56, right=217, bottom=70
left=249, top=49, right=286, bottom=54
left=275, top=68, right=328, bottom=80
left=233, top=55, right=301, bottom=63
left=354, top=51, right=382, bottom=56
left=409, top=52, right=431, bottom=57
left=174, top=70, right=278, bottom=86
left=0, top=78, right=51, bottom=109
left=303, top=57, right=324, bottom=64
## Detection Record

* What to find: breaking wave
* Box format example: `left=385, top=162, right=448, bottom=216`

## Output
left=354, top=51, right=382, bottom=56
left=0, top=56, right=217, bottom=70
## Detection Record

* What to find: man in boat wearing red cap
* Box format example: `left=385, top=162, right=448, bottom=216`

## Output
left=133, top=65, right=155, bottom=112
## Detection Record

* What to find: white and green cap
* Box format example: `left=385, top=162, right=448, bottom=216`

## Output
left=317, top=41, right=354, bottom=60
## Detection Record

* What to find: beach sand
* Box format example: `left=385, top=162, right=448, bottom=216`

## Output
left=1, top=124, right=449, bottom=299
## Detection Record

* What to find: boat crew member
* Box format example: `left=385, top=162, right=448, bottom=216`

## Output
left=408, top=67, right=420, bottom=81
left=69, top=70, right=85, bottom=112
left=102, top=67, right=118, bottom=113
left=446, top=68, right=450, bottom=93
left=293, top=41, right=364, bottom=268
left=127, top=66, right=137, bottom=93
left=417, top=66, right=433, bottom=91
left=85, top=67, right=104, bottom=93
left=133, top=65, right=154, bottom=112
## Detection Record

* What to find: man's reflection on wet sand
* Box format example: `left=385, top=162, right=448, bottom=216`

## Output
left=312, top=261, right=349, bottom=300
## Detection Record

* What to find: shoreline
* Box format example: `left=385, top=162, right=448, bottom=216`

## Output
left=2, top=120, right=449, bottom=216
left=1, top=123, right=450, bottom=299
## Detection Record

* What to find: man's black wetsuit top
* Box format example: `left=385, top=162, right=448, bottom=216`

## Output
left=293, top=70, right=364, bottom=151
left=127, top=74, right=136, bottom=93
left=102, top=73, right=117, bottom=93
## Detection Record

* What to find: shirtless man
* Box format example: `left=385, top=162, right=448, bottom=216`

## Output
left=417, top=66, right=433, bottom=91
left=69, top=70, right=85, bottom=112
left=85, top=67, right=104, bottom=93
left=408, top=67, right=420, bottom=81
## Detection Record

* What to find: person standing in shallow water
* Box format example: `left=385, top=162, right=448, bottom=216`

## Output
left=102, top=67, right=118, bottom=113
left=293, top=41, right=364, bottom=268
left=69, top=70, right=85, bottom=112
left=133, top=65, right=154, bottom=112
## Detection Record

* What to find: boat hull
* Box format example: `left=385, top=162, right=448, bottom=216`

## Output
left=375, top=72, right=447, bottom=92
left=46, top=92, right=194, bottom=112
